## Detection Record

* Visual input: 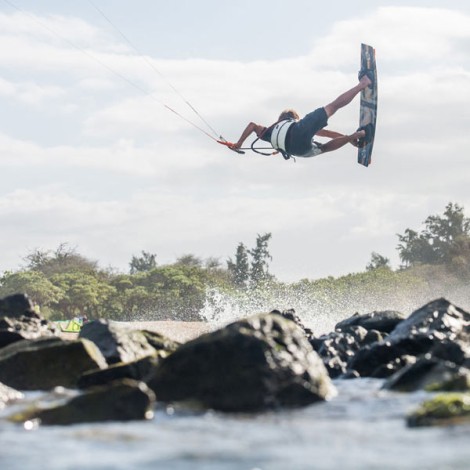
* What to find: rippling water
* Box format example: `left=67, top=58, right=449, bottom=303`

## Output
left=1, top=379, right=469, bottom=470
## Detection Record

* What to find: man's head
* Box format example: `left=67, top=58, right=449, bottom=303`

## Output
left=278, top=109, right=300, bottom=121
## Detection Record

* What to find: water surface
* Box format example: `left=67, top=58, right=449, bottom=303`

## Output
left=1, top=379, right=468, bottom=469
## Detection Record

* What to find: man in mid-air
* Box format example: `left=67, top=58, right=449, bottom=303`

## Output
left=230, top=72, right=373, bottom=160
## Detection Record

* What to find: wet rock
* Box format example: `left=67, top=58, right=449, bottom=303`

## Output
left=407, top=393, right=470, bottom=427
left=0, top=293, right=40, bottom=319
left=140, top=330, right=180, bottom=356
left=426, top=372, right=470, bottom=392
left=311, top=326, right=383, bottom=378
left=348, top=298, right=470, bottom=378
left=78, top=354, right=159, bottom=389
left=0, top=337, right=107, bottom=390
left=383, top=356, right=470, bottom=392
left=271, top=308, right=314, bottom=339
left=336, top=310, right=405, bottom=334
left=0, top=382, right=23, bottom=409
left=428, top=338, right=470, bottom=366
left=0, top=315, right=58, bottom=349
left=146, top=312, right=335, bottom=412
left=8, top=379, right=155, bottom=426
left=0, top=294, right=58, bottom=349
left=79, top=320, right=161, bottom=365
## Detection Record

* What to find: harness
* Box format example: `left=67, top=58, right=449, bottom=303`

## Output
left=270, top=119, right=294, bottom=153
left=250, top=119, right=294, bottom=160
left=220, top=119, right=301, bottom=161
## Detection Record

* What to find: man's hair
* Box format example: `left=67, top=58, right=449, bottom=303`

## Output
left=278, top=109, right=300, bottom=121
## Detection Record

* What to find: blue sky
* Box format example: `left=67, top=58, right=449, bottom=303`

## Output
left=1, top=1, right=469, bottom=280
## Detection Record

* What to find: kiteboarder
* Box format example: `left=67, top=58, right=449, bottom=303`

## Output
left=229, top=73, right=373, bottom=160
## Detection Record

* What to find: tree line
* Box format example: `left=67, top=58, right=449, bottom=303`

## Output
left=0, top=233, right=274, bottom=321
left=1, top=202, right=470, bottom=321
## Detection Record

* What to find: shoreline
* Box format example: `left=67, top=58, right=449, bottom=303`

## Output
left=60, top=320, right=215, bottom=343
left=120, top=320, right=215, bottom=342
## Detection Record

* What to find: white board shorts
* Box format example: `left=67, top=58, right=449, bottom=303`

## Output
left=296, top=141, right=324, bottom=158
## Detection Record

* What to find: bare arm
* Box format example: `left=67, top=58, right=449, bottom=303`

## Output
left=317, top=128, right=362, bottom=147
left=232, top=122, right=266, bottom=149
left=316, top=129, right=344, bottom=139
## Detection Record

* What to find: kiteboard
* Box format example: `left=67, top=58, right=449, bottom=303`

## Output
left=357, top=43, right=378, bottom=167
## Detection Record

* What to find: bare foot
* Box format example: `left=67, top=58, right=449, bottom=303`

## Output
left=350, top=130, right=365, bottom=147
left=352, top=130, right=365, bottom=140
left=359, top=74, right=372, bottom=89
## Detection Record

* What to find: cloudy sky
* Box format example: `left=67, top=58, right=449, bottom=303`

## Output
left=0, top=0, right=469, bottom=281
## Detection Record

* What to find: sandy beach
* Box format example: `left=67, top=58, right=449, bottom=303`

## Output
left=60, top=321, right=215, bottom=343
left=123, top=321, right=214, bottom=342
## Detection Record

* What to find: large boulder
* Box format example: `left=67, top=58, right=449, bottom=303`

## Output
left=0, top=294, right=58, bottom=349
left=271, top=309, right=314, bottom=339
left=7, top=379, right=155, bottom=426
left=146, top=312, right=335, bottom=411
left=311, top=326, right=382, bottom=378
left=140, top=330, right=180, bottom=356
left=335, top=310, right=405, bottom=334
left=0, top=337, right=107, bottom=390
left=0, top=293, right=40, bottom=319
left=407, top=393, right=470, bottom=427
left=0, top=316, right=59, bottom=349
left=78, top=354, right=159, bottom=389
left=383, top=356, right=470, bottom=392
left=348, top=298, right=470, bottom=378
left=79, top=320, right=174, bottom=365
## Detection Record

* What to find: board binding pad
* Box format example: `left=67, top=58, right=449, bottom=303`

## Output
left=357, top=43, right=377, bottom=167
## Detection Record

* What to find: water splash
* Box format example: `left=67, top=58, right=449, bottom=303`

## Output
left=199, top=287, right=347, bottom=335
left=199, top=280, right=470, bottom=336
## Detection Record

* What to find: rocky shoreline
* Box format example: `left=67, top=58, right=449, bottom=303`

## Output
left=0, top=293, right=469, bottom=427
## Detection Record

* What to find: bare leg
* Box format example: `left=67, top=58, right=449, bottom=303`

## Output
left=324, top=75, right=371, bottom=118
left=320, top=130, right=365, bottom=154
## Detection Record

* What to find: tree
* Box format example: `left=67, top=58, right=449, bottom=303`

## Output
left=397, top=203, right=470, bottom=268
left=175, top=254, right=203, bottom=268
left=366, top=252, right=391, bottom=271
left=423, top=202, right=470, bottom=264
left=129, top=251, right=157, bottom=274
left=136, top=265, right=208, bottom=320
left=249, top=233, right=273, bottom=287
left=397, top=229, right=436, bottom=267
left=25, top=243, right=98, bottom=276
left=50, top=272, right=116, bottom=319
left=227, top=243, right=250, bottom=288
left=0, top=270, right=64, bottom=316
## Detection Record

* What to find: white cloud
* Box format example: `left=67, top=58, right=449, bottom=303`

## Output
left=0, top=11, right=123, bottom=51
left=311, top=7, right=470, bottom=67
left=0, top=76, right=65, bottom=105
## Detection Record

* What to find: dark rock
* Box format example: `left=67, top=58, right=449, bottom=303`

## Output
left=336, top=310, right=405, bottom=334
left=79, top=320, right=160, bottom=365
left=0, top=315, right=58, bottom=349
left=0, top=294, right=58, bottom=350
left=0, top=293, right=40, bottom=319
left=428, top=338, right=470, bottom=365
left=8, top=379, right=155, bottom=425
left=407, top=393, right=470, bottom=427
left=271, top=309, right=314, bottom=338
left=146, top=312, right=335, bottom=412
left=140, top=330, right=180, bottom=356
left=0, top=337, right=107, bottom=390
left=310, top=326, right=383, bottom=378
left=78, top=354, right=159, bottom=389
left=348, top=298, right=470, bottom=378
left=383, top=356, right=470, bottom=392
